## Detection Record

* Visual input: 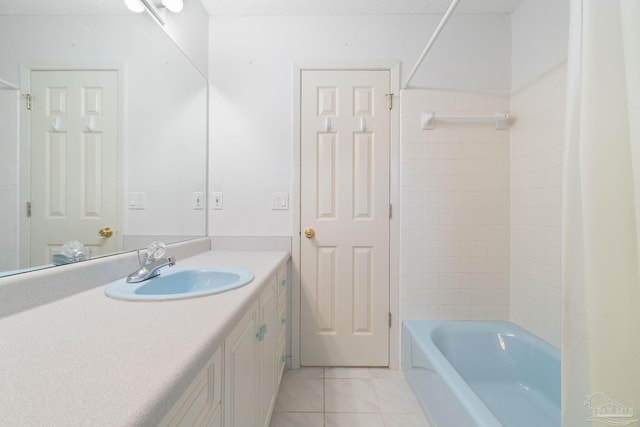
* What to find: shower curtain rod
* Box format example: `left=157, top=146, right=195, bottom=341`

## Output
left=402, top=0, right=462, bottom=90
left=0, top=78, right=19, bottom=90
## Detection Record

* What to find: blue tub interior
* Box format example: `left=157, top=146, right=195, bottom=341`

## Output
left=403, top=320, right=560, bottom=427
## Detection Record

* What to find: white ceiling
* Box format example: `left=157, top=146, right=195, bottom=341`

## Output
left=201, top=0, right=524, bottom=16
left=0, top=0, right=524, bottom=16
left=0, top=0, right=129, bottom=15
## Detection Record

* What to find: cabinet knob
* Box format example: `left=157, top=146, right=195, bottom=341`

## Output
left=256, top=324, right=268, bottom=342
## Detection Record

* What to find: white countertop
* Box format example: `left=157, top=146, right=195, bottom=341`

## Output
left=0, top=250, right=289, bottom=427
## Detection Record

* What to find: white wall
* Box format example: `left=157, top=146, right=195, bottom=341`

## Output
left=209, top=14, right=511, bottom=236
left=510, top=0, right=569, bottom=347
left=0, top=90, right=19, bottom=271
left=511, top=0, right=570, bottom=92
left=163, top=0, right=210, bottom=77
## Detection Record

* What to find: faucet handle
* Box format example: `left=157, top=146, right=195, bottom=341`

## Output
left=145, top=241, right=166, bottom=263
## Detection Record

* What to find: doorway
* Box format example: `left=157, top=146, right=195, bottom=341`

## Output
left=299, top=69, right=391, bottom=366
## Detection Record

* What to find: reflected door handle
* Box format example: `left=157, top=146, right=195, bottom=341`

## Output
left=304, top=228, right=315, bottom=239
left=99, top=227, right=114, bottom=238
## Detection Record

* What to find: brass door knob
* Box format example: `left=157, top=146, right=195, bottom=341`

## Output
left=304, top=228, right=315, bottom=239
left=98, top=227, right=113, bottom=238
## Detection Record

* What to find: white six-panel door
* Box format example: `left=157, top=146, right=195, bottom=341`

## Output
left=30, top=70, right=118, bottom=265
left=300, top=70, right=390, bottom=366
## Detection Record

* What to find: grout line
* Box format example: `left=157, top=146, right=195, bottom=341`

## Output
left=322, top=368, right=326, bottom=427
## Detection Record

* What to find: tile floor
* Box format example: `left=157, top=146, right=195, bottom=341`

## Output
left=269, top=367, right=431, bottom=427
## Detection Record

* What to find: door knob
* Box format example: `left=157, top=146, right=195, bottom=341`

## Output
left=98, top=227, right=113, bottom=238
left=304, top=228, right=315, bottom=239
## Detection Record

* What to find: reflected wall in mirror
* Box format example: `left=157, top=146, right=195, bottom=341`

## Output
left=0, top=0, right=209, bottom=277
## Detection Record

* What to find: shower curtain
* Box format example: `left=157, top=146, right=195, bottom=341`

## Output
left=562, top=0, right=640, bottom=425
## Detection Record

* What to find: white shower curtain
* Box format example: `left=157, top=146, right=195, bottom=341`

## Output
left=562, top=0, right=640, bottom=425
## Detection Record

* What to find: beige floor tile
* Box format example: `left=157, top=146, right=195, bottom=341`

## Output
left=274, top=377, right=324, bottom=412
left=282, top=367, right=324, bottom=379
left=324, top=367, right=372, bottom=379
left=269, top=412, right=324, bottom=427
left=325, top=378, right=380, bottom=413
left=382, top=413, right=431, bottom=427
left=325, top=413, right=385, bottom=427
left=270, top=367, right=429, bottom=427
left=369, top=368, right=406, bottom=379
left=373, top=378, right=423, bottom=414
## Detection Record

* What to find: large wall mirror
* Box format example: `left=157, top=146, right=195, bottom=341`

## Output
left=0, top=1, right=208, bottom=277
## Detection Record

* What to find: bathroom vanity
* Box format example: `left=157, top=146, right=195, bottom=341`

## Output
left=0, top=248, right=289, bottom=427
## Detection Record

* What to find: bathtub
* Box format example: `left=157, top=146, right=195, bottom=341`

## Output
left=402, top=321, right=560, bottom=427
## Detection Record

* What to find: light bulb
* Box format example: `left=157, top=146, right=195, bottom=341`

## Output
left=161, top=0, right=184, bottom=13
left=124, top=0, right=145, bottom=13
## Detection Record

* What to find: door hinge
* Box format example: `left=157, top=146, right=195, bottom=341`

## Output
left=389, top=204, right=392, bottom=219
left=24, top=94, right=32, bottom=110
left=26, top=201, right=32, bottom=217
left=388, top=312, right=392, bottom=328
left=385, top=93, right=393, bottom=110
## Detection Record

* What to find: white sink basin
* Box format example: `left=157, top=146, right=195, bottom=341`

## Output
left=104, top=266, right=254, bottom=301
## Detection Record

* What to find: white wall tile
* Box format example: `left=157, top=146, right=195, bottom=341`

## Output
left=510, top=65, right=566, bottom=348
left=400, top=90, right=510, bottom=322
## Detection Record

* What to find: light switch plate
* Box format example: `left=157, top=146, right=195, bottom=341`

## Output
left=193, top=192, right=204, bottom=210
left=271, top=192, right=289, bottom=210
left=128, top=192, right=146, bottom=210
left=211, top=192, right=223, bottom=210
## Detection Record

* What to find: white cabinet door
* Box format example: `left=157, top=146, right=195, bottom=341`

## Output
left=224, top=301, right=259, bottom=427
left=259, top=277, right=278, bottom=427
left=158, top=263, right=289, bottom=427
left=223, top=265, right=288, bottom=427
left=276, top=265, right=288, bottom=384
left=160, top=346, right=222, bottom=427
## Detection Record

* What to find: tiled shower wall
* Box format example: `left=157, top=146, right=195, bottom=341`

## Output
left=510, top=65, right=566, bottom=348
left=0, top=90, right=19, bottom=272
left=400, top=90, right=511, bottom=321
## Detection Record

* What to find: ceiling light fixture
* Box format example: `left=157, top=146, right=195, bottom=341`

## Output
left=160, top=0, right=184, bottom=13
left=124, top=0, right=184, bottom=25
left=124, top=0, right=145, bottom=13
left=140, top=0, right=166, bottom=24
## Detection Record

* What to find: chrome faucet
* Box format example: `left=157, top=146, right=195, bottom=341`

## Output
left=126, top=255, right=176, bottom=283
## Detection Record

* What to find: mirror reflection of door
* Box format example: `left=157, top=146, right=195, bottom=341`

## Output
left=29, top=70, right=118, bottom=266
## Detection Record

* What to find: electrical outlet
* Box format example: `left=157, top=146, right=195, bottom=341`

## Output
left=211, top=192, right=223, bottom=210
left=193, top=192, right=204, bottom=210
